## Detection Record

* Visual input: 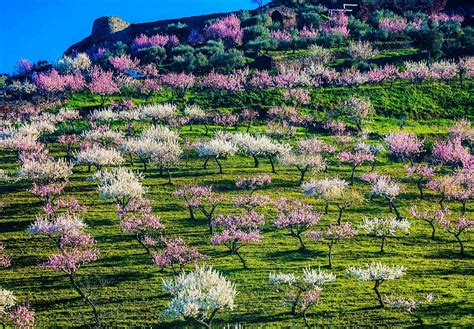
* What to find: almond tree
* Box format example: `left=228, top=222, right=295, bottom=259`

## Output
left=195, top=138, right=238, bottom=174
left=178, top=185, right=224, bottom=234
left=27, top=205, right=101, bottom=326
left=274, top=198, right=322, bottom=251
left=279, top=151, right=325, bottom=185
left=93, top=167, right=145, bottom=208
left=302, top=177, right=348, bottom=214
left=87, top=66, right=118, bottom=107
left=359, top=217, right=410, bottom=252
left=347, top=262, right=406, bottom=308
left=406, top=164, right=435, bottom=197
left=211, top=211, right=264, bottom=269
left=162, top=266, right=236, bottom=329
left=384, top=294, right=434, bottom=327
left=269, top=268, right=336, bottom=327
left=306, top=223, right=358, bottom=268
left=438, top=216, right=473, bottom=255
left=118, top=198, right=164, bottom=255
left=385, top=132, right=424, bottom=165
left=153, top=237, right=206, bottom=274
left=410, top=206, right=448, bottom=240
left=369, top=176, right=403, bottom=220
left=337, top=151, right=375, bottom=184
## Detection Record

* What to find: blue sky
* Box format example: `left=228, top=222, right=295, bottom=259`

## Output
left=0, top=0, right=268, bottom=74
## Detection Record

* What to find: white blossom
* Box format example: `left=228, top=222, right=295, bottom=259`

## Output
left=18, top=158, right=73, bottom=183
left=195, top=138, right=238, bottom=158
left=302, top=177, right=348, bottom=200
left=74, top=145, right=124, bottom=169
left=139, top=103, right=178, bottom=122
left=347, top=262, right=406, bottom=283
left=93, top=167, right=145, bottom=204
left=0, top=288, right=16, bottom=314
left=360, top=217, right=410, bottom=237
left=162, top=266, right=236, bottom=325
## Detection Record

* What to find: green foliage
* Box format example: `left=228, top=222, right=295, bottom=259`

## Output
left=111, top=41, right=129, bottom=57
left=209, top=49, right=246, bottom=71
left=136, top=45, right=167, bottom=65
left=412, top=28, right=444, bottom=61
left=349, top=16, right=373, bottom=40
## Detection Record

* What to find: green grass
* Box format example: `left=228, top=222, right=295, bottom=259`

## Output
left=0, top=113, right=473, bottom=327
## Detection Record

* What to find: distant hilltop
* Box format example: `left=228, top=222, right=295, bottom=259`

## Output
left=65, top=0, right=472, bottom=55
left=65, top=11, right=236, bottom=55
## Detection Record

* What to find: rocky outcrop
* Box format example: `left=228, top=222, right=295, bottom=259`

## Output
left=91, top=16, right=130, bottom=38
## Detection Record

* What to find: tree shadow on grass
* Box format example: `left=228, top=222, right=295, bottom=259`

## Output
left=425, top=249, right=473, bottom=260
left=265, top=248, right=322, bottom=262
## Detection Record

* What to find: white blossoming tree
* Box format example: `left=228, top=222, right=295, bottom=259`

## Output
left=162, top=265, right=236, bottom=329
left=359, top=217, right=410, bottom=252
left=195, top=138, right=238, bottom=174
left=347, top=262, right=406, bottom=308
left=93, top=167, right=145, bottom=207
left=269, top=267, right=336, bottom=326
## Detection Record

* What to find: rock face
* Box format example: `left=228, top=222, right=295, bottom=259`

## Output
left=91, top=16, right=131, bottom=38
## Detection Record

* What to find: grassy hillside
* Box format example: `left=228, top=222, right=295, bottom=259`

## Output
left=0, top=115, right=472, bottom=327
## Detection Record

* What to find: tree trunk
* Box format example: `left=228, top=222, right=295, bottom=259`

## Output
left=429, top=221, right=436, bottom=240
left=297, top=234, right=306, bottom=251
left=380, top=236, right=386, bottom=253
left=235, top=250, right=248, bottom=269
left=455, top=233, right=464, bottom=256
left=203, top=157, right=209, bottom=169
left=350, top=166, right=356, bottom=185
left=188, top=206, right=195, bottom=220
left=337, top=207, right=343, bottom=225
left=269, top=156, right=276, bottom=173
left=417, top=180, right=424, bottom=197
left=215, top=158, right=223, bottom=174
left=68, top=275, right=101, bottom=327
left=373, top=281, right=384, bottom=308
left=328, top=242, right=333, bottom=269
left=253, top=155, right=259, bottom=168
left=389, top=200, right=402, bottom=220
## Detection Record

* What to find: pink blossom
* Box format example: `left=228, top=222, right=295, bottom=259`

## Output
left=42, top=248, right=99, bottom=275
left=322, top=12, right=349, bottom=37
left=213, top=113, right=239, bottom=128
left=379, top=17, right=408, bottom=32
left=429, top=13, right=464, bottom=23
left=211, top=211, right=264, bottom=268
left=109, top=55, right=140, bottom=72
left=241, top=109, right=259, bottom=122
left=325, top=223, right=359, bottom=240
left=14, top=59, right=33, bottom=76
left=206, top=14, right=243, bottom=45
left=323, top=121, right=346, bottom=136
left=63, top=71, right=85, bottom=92
left=118, top=198, right=164, bottom=234
left=35, top=69, right=66, bottom=94
left=28, top=182, right=67, bottom=202
left=299, top=26, right=318, bottom=38
left=385, top=132, right=424, bottom=162
left=87, top=66, right=119, bottom=98
left=0, top=244, right=12, bottom=268
left=161, top=72, right=195, bottom=90
left=248, top=70, right=274, bottom=89
left=271, top=30, right=292, bottom=41
left=236, top=174, right=272, bottom=191
left=433, top=138, right=470, bottom=168
left=7, top=305, right=36, bottom=329
left=152, top=237, right=205, bottom=273
left=275, top=197, right=322, bottom=250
